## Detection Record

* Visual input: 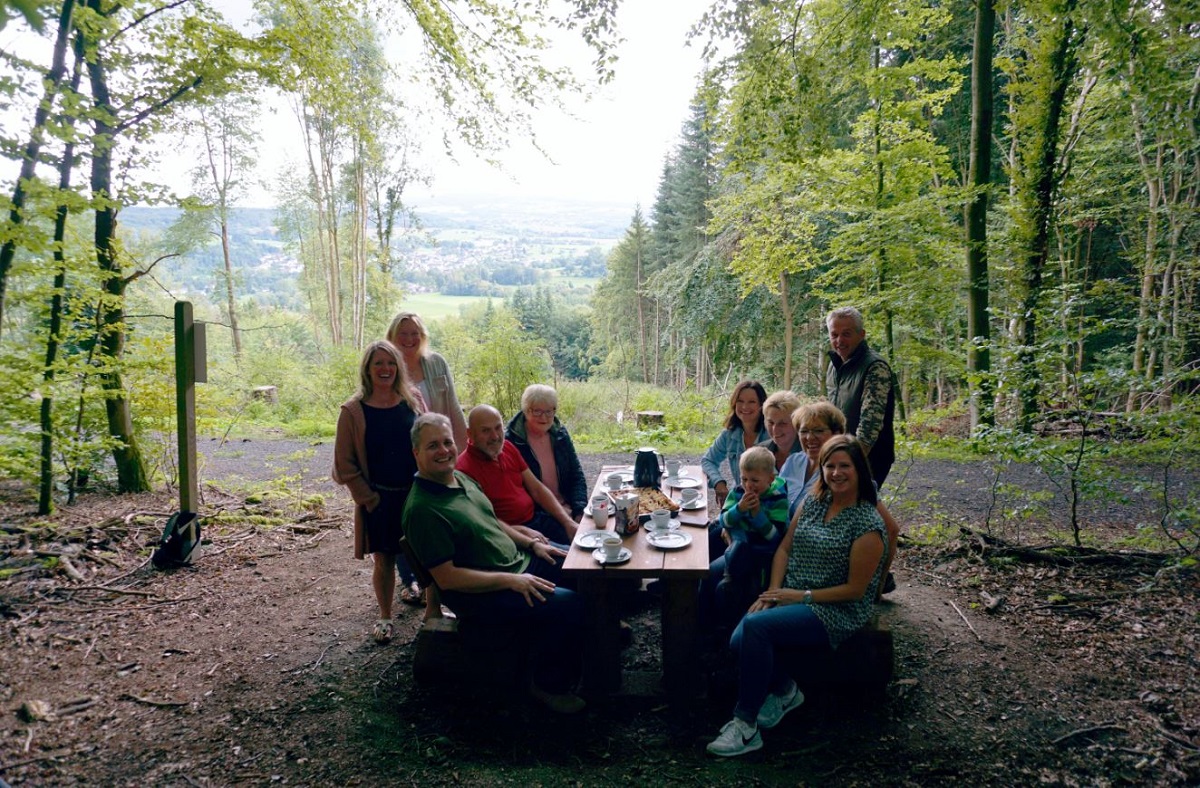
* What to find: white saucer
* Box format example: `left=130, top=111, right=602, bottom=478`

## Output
left=663, top=475, right=701, bottom=489
left=647, top=531, right=693, bottom=550
left=574, top=530, right=612, bottom=550
left=592, top=546, right=632, bottom=565
left=675, top=499, right=706, bottom=510
left=645, top=521, right=680, bottom=534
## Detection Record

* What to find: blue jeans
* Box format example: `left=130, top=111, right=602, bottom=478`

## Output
left=729, top=603, right=830, bottom=723
left=724, top=529, right=780, bottom=580
left=441, top=554, right=582, bottom=693
left=526, top=510, right=571, bottom=546
left=395, top=554, right=417, bottom=586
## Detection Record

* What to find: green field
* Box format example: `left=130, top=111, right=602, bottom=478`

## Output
left=396, top=293, right=496, bottom=321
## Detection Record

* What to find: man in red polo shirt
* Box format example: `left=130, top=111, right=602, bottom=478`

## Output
left=457, top=404, right=580, bottom=544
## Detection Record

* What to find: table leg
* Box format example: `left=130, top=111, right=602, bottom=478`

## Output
left=579, top=576, right=621, bottom=695
left=661, top=577, right=701, bottom=705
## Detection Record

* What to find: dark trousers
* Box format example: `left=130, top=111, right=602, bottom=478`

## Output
left=441, top=554, right=582, bottom=693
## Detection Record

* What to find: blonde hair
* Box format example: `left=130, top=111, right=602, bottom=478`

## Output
left=386, top=312, right=430, bottom=358
left=793, top=401, right=846, bottom=434
left=762, top=390, right=802, bottom=420
left=358, top=340, right=423, bottom=412
left=739, top=445, right=777, bottom=476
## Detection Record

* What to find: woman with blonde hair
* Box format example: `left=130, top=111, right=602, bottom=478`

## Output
left=333, top=341, right=425, bottom=644
left=387, top=312, right=468, bottom=451
left=760, top=390, right=803, bottom=471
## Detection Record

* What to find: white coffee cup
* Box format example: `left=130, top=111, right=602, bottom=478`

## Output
left=606, top=473, right=624, bottom=491
left=649, top=508, right=671, bottom=532
left=600, top=533, right=623, bottom=561
left=680, top=488, right=700, bottom=506
left=665, top=459, right=681, bottom=478
left=590, top=494, right=610, bottom=525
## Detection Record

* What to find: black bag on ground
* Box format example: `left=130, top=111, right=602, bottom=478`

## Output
left=152, top=511, right=201, bottom=567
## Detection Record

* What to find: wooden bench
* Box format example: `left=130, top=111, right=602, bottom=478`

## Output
left=400, top=537, right=527, bottom=690
left=775, top=616, right=894, bottom=697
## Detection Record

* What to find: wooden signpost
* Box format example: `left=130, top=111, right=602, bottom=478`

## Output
left=174, top=301, right=205, bottom=515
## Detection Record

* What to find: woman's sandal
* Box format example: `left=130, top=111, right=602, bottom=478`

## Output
left=399, top=582, right=424, bottom=607
left=372, top=619, right=394, bottom=644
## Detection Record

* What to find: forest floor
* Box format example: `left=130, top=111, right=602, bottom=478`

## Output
left=1, top=436, right=1197, bottom=786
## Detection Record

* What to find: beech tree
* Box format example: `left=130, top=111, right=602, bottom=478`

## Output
left=1003, top=0, right=1087, bottom=430
left=965, top=0, right=997, bottom=430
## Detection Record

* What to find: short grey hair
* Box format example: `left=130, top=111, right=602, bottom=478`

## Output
left=826, top=306, right=865, bottom=332
left=521, top=384, right=558, bottom=411
left=411, top=411, right=452, bottom=447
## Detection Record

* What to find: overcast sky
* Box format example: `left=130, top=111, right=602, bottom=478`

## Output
left=207, top=1, right=715, bottom=210
left=1, top=2, right=713, bottom=210
left=411, top=2, right=713, bottom=208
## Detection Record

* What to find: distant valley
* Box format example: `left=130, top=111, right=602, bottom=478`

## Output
left=120, top=194, right=634, bottom=311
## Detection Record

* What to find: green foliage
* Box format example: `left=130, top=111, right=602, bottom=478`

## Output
left=438, top=305, right=551, bottom=418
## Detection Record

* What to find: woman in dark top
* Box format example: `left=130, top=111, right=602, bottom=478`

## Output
left=506, top=384, right=587, bottom=521
left=333, top=341, right=424, bottom=644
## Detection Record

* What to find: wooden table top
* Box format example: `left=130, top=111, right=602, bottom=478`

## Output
left=560, top=464, right=712, bottom=579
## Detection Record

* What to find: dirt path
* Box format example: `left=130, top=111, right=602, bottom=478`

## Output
left=0, top=441, right=1196, bottom=785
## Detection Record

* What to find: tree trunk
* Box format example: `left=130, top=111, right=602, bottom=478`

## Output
left=778, top=271, right=793, bottom=390
left=39, top=50, right=85, bottom=516
left=1129, top=108, right=1161, bottom=411
left=1015, top=0, right=1082, bottom=431
left=202, top=109, right=242, bottom=361
left=85, top=11, right=149, bottom=493
left=636, top=242, right=648, bottom=383
left=966, top=0, right=996, bottom=430
left=0, top=0, right=76, bottom=341
left=219, top=215, right=241, bottom=358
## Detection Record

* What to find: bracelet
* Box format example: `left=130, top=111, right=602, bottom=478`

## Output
left=803, top=589, right=813, bottom=605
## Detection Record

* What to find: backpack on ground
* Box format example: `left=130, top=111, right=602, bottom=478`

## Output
left=152, top=511, right=201, bottom=568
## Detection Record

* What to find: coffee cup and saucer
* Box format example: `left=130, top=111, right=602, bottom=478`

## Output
left=676, top=487, right=705, bottom=510
left=593, top=533, right=631, bottom=564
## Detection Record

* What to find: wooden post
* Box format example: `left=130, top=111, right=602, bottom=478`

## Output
left=175, top=301, right=199, bottom=514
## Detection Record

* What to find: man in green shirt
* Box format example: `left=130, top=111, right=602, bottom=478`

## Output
left=402, top=412, right=585, bottom=714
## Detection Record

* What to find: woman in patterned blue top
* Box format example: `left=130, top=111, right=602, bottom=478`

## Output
left=707, top=435, right=888, bottom=758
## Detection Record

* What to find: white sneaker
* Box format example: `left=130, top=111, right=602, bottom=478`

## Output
left=706, top=717, right=762, bottom=757
left=756, top=682, right=804, bottom=729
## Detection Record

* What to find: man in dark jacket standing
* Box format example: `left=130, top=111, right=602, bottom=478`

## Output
left=825, top=306, right=896, bottom=487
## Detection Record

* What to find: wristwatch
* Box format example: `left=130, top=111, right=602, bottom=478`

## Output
left=803, top=589, right=813, bottom=605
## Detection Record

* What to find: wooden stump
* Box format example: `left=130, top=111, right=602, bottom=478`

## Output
left=251, top=385, right=278, bottom=405
left=636, top=410, right=665, bottom=429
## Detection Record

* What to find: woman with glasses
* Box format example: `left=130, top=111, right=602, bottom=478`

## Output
left=506, top=384, right=588, bottom=522
left=779, top=402, right=845, bottom=517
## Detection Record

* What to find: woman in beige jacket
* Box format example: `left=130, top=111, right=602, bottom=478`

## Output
left=333, top=341, right=424, bottom=644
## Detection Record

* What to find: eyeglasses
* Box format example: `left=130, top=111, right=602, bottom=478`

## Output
left=798, top=428, right=832, bottom=437
left=529, top=408, right=556, bottom=418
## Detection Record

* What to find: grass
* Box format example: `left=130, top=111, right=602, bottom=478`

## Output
left=395, top=293, right=497, bottom=321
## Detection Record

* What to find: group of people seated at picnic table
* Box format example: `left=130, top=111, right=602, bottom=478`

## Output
left=333, top=306, right=901, bottom=749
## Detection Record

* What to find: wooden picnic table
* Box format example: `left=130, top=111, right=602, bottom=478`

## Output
left=560, top=464, right=712, bottom=704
